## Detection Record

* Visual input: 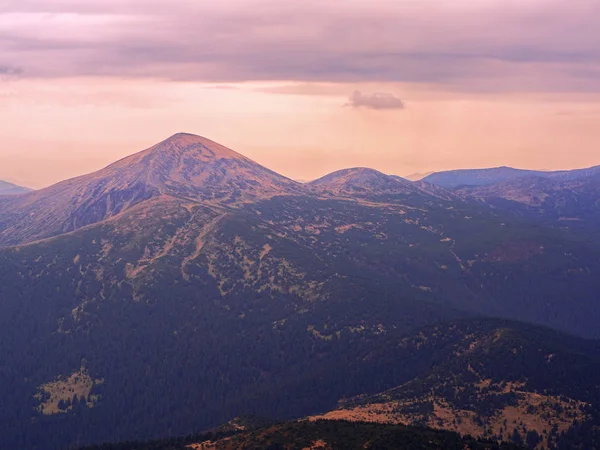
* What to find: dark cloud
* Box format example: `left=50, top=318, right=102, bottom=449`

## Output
left=346, top=91, right=405, bottom=110
left=1, top=1, right=600, bottom=91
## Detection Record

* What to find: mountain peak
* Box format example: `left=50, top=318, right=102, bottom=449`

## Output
left=168, top=131, right=201, bottom=140
left=0, top=134, right=302, bottom=246
left=310, top=167, right=390, bottom=185
left=156, top=132, right=238, bottom=154
left=109, top=133, right=246, bottom=171
left=96, top=133, right=304, bottom=201
left=308, top=167, right=417, bottom=196
left=0, top=180, right=32, bottom=196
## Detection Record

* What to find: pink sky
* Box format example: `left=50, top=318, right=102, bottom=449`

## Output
left=1, top=0, right=600, bottom=188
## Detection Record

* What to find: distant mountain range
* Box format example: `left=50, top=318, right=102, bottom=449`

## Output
left=423, top=165, right=600, bottom=189
left=403, top=171, right=434, bottom=181
left=0, top=179, right=32, bottom=196
left=421, top=165, right=600, bottom=232
left=2, top=133, right=600, bottom=449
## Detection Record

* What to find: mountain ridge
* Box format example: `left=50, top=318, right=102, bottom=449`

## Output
left=313, top=318, right=600, bottom=448
left=453, top=173, right=600, bottom=231
left=3, top=134, right=598, bottom=248
left=0, top=133, right=464, bottom=247
left=423, top=164, right=600, bottom=189
left=0, top=179, right=32, bottom=196
left=3, top=133, right=600, bottom=449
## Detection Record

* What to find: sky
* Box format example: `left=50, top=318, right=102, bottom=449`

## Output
left=1, top=0, right=600, bottom=188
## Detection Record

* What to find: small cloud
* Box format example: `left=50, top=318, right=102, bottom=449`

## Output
left=346, top=90, right=405, bottom=110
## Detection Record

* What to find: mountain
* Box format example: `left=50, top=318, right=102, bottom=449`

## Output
left=3, top=133, right=600, bottom=449
left=403, top=171, right=434, bottom=181
left=0, top=179, right=32, bottom=196
left=456, top=174, right=600, bottom=229
left=424, top=165, right=600, bottom=233
left=78, top=419, right=524, bottom=450
left=423, top=165, right=600, bottom=189
left=314, top=319, right=600, bottom=449
left=307, top=168, right=418, bottom=196
left=76, top=319, right=600, bottom=449
left=0, top=133, right=302, bottom=247
left=424, top=167, right=543, bottom=189
left=307, top=168, right=457, bottom=202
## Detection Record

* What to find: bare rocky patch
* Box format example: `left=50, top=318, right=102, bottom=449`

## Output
left=313, top=383, right=588, bottom=448
left=34, top=367, right=102, bottom=415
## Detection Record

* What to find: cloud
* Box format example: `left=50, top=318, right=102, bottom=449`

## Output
left=0, top=65, right=22, bottom=81
left=346, top=90, right=405, bottom=110
left=0, top=66, right=20, bottom=74
left=1, top=1, right=600, bottom=91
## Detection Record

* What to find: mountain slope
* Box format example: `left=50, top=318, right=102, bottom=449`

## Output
left=79, top=419, right=524, bottom=450
left=315, top=319, right=600, bottom=449
left=0, top=193, right=468, bottom=449
left=72, top=320, right=600, bottom=449
left=0, top=133, right=302, bottom=246
left=0, top=179, right=32, bottom=196
left=3, top=185, right=600, bottom=448
left=456, top=174, right=600, bottom=228
left=308, top=168, right=417, bottom=196
left=424, top=165, right=600, bottom=189
left=3, top=134, right=600, bottom=449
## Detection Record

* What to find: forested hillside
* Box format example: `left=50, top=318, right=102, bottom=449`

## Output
left=79, top=419, right=525, bottom=450
left=2, top=134, right=600, bottom=449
